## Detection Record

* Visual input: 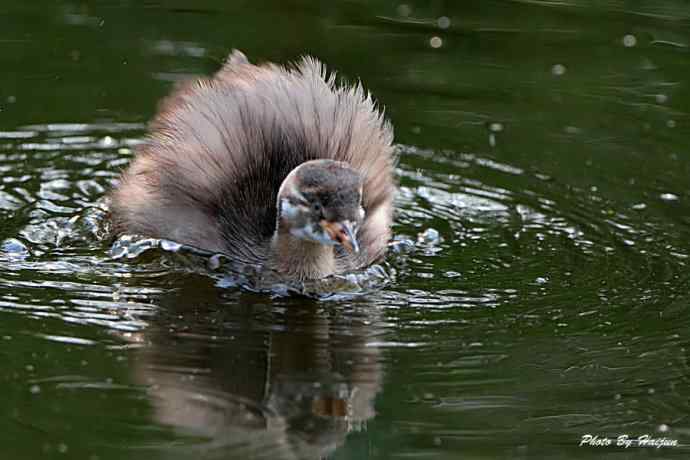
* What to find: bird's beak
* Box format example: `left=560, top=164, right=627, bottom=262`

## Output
left=320, top=220, right=360, bottom=253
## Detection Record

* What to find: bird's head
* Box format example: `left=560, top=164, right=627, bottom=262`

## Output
left=276, top=160, right=364, bottom=253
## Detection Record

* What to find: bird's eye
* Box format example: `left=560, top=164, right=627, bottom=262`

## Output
left=311, top=202, right=322, bottom=214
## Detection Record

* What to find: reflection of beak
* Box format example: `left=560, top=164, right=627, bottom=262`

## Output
left=320, top=220, right=360, bottom=253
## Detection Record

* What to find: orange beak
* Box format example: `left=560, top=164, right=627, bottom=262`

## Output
left=320, top=220, right=360, bottom=253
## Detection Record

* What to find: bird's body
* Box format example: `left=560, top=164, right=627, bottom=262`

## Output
left=109, top=51, right=395, bottom=281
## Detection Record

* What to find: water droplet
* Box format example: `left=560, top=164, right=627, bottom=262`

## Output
left=437, top=16, right=451, bottom=29
left=667, top=119, right=676, bottom=128
left=418, top=228, right=441, bottom=244
left=100, top=136, right=116, bottom=148
left=632, top=203, right=647, bottom=210
left=551, top=64, right=566, bottom=76
left=429, top=36, right=443, bottom=49
left=658, top=423, right=669, bottom=433
left=160, top=239, right=182, bottom=252
left=7, top=95, right=16, bottom=104
left=57, top=443, right=68, bottom=454
left=489, top=122, right=503, bottom=133
left=535, top=276, right=549, bottom=285
left=660, top=193, right=679, bottom=202
left=622, top=34, right=637, bottom=47
left=0, top=238, right=30, bottom=260
left=656, top=94, right=668, bottom=104
left=390, top=238, right=415, bottom=254
left=397, top=4, right=411, bottom=17
left=29, top=384, right=41, bottom=394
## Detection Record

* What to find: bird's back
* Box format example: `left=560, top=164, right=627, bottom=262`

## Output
left=110, top=51, right=395, bottom=270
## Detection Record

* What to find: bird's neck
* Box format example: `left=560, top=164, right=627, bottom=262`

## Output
left=271, top=226, right=336, bottom=280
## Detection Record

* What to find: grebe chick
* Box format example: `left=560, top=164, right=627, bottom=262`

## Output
left=109, top=50, right=395, bottom=281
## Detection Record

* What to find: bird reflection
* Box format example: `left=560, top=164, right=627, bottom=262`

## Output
left=130, top=281, right=383, bottom=459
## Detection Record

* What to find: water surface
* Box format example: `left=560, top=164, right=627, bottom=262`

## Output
left=1, top=1, right=689, bottom=459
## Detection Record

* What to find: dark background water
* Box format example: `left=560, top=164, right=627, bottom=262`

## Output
left=1, top=1, right=689, bottom=459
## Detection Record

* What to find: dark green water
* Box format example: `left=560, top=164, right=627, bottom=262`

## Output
left=1, top=1, right=689, bottom=459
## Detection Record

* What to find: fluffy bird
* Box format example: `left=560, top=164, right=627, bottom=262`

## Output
left=109, top=50, right=395, bottom=281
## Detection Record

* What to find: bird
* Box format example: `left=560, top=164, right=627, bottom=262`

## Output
left=108, top=50, right=395, bottom=281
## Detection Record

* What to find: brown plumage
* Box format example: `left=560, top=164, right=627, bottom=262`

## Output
left=109, top=50, right=395, bottom=281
